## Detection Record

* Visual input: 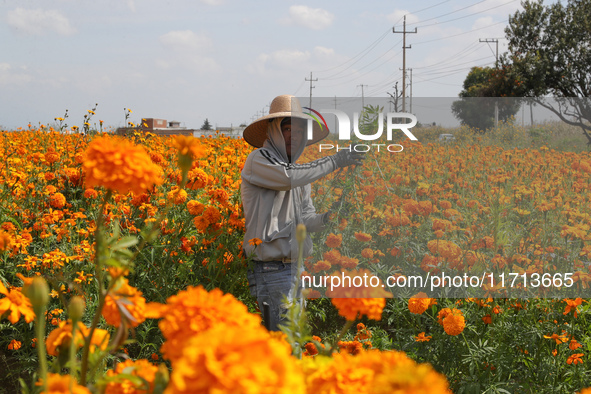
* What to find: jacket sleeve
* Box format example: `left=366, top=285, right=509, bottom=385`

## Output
left=242, top=149, right=337, bottom=191
left=301, top=184, right=326, bottom=233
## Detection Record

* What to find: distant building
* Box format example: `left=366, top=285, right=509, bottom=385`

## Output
left=116, top=118, right=244, bottom=138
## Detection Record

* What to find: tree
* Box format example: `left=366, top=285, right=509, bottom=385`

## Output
left=451, top=67, right=521, bottom=131
left=504, top=0, right=591, bottom=144
left=201, top=118, right=212, bottom=130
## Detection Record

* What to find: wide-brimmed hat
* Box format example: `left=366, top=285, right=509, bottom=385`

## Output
left=243, top=95, right=329, bottom=148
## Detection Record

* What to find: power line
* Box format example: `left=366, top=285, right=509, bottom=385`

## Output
left=412, top=0, right=518, bottom=29
left=413, top=19, right=508, bottom=45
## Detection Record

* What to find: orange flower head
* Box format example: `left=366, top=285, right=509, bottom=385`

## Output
left=165, top=325, right=304, bottom=394
left=102, top=279, right=146, bottom=328
left=104, top=359, right=159, bottom=394
left=83, top=136, right=162, bottom=195
left=146, top=286, right=261, bottom=362
left=408, top=292, right=433, bottom=315
left=37, top=373, right=91, bottom=394
left=442, top=309, right=465, bottom=336
left=325, top=233, right=342, bottom=248
left=49, top=193, right=66, bottom=209
left=0, top=282, right=35, bottom=324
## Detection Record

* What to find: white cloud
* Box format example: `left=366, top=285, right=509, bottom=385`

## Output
left=386, top=10, right=419, bottom=25
left=0, top=63, right=33, bottom=86
left=200, top=0, right=224, bottom=4
left=158, top=30, right=217, bottom=72
left=249, top=49, right=312, bottom=74
left=159, top=30, right=213, bottom=51
left=6, top=8, right=76, bottom=36
left=286, top=5, right=334, bottom=30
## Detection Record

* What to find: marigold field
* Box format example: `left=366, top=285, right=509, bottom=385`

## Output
left=1, top=120, right=591, bottom=393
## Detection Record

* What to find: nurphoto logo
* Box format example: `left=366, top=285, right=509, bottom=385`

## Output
left=303, top=105, right=418, bottom=153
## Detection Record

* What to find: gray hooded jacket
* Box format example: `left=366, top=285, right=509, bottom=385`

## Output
left=241, top=118, right=337, bottom=261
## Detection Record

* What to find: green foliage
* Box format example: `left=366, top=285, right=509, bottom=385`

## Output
left=504, top=0, right=591, bottom=144
left=452, top=67, right=521, bottom=131
left=201, top=118, right=212, bottom=130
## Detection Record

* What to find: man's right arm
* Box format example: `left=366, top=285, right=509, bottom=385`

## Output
left=242, top=149, right=337, bottom=191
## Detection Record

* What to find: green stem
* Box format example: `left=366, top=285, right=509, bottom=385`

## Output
left=35, top=305, right=48, bottom=392
left=80, top=189, right=111, bottom=385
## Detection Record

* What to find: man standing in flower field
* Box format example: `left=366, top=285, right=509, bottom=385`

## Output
left=241, top=94, right=363, bottom=331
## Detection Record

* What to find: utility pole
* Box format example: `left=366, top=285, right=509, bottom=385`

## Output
left=399, top=68, right=413, bottom=113
left=305, top=72, right=318, bottom=108
left=480, top=38, right=499, bottom=127
left=357, top=84, right=368, bottom=110
left=393, top=15, right=417, bottom=112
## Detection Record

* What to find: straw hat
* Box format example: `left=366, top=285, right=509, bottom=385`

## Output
left=243, top=95, right=329, bottom=148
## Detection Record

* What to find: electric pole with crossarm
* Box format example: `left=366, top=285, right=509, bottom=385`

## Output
left=393, top=15, right=417, bottom=113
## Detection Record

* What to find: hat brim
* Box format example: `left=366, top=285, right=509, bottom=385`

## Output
left=243, top=112, right=329, bottom=148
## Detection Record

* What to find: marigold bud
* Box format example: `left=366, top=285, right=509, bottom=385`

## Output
left=25, top=277, right=49, bottom=309
left=296, top=224, right=307, bottom=244
left=68, top=296, right=85, bottom=321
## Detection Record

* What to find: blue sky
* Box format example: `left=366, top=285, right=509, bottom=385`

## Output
left=1, top=0, right=531, bottom=130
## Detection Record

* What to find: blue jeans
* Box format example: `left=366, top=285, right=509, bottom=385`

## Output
left=247, top=261, right=294, bottom=331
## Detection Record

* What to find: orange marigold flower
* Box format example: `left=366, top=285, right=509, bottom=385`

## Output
left=102, top=279, right=146, bottom=328
left=326, top=269, right=392, bottom=321
left=83, top=136, right=162, bottom=195
left=482, top=314, right=492, bottom=324
left=186, top=200, right=205, bottom=216
left=408, top=292, right=433, bottom=315
left=166, top=325, right=304, bottom=394
left=312, top=260, right=331, bottom=273
left=544, top=333, right=569, bottom=345
left=0, top=231, right=12, bottom=252
left=337, top=340, right=364, bottom=355
left=304, top=342, right=319, bottom=357
left=49, top=193, right=66, bottom=209
left=302, top=350, right=451, bottom=394
left=570, top=339, right=583, bottom=351
left=0, top=282, right=35, bottom=324
left=354, top=232, right=372, bottom=242
left=46, top=320, right=109, bottom=357
left=186, top=168, right=209, bottom=190
left=167, top=186, right=188, bottom=205
left=442, top=309, right=465, bottom=336
left=248, top=237, right=262, bottom=246
left=325, top=233, right=342, bottom=248
left=145, top=286, right=261, bottom=362
left=564, top=298, right=583, bottom=317
left=331, top=298, right=386, bottom=321
left=361, top=248, right=374, bottom=259
left=8, top=339, right=22, bottom=350
left=37, top=373, right=91, bottom=394
left=104, top=359, right=159, bottom=394
left=567, top=353, right=584, bottom=365
left=83, top=188, right=98, bottom=199
left=415, top=332, right=432, bottom=342
left=175, top=136, right=207, bottom=162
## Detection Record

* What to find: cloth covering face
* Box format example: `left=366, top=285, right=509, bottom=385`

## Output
left=241, top=118, right=336, bottom=261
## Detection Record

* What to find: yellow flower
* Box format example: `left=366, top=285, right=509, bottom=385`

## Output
left=83, top=136, right=162, bottom=195
left=165, top=325, right=304, bottom=394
